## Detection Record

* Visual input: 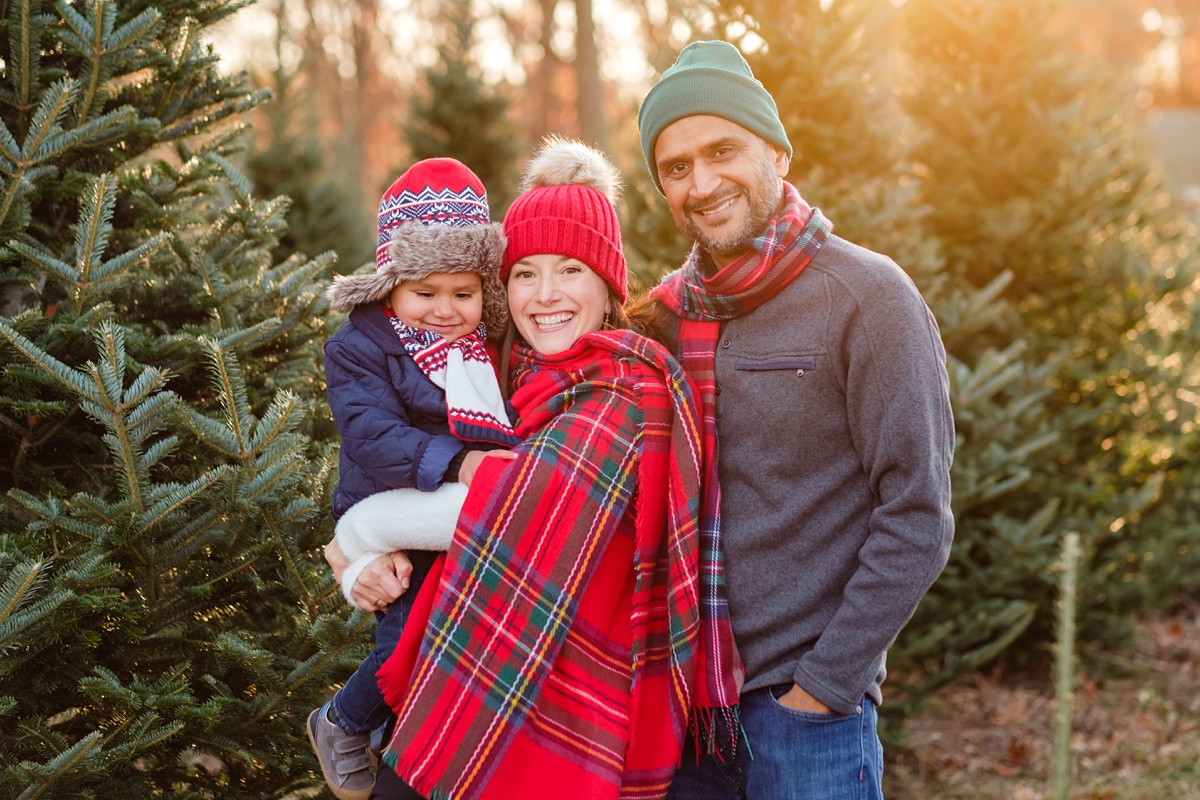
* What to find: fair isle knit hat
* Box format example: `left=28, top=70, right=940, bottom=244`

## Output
left=501, top=138, right=628, bottom=302
left=637, top=40, right=792, bottom=194
left=326, top=158, right=508, bottom=333
left=375, top=157, right=491, bottom=271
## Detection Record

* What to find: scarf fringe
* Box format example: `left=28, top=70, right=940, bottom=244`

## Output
left=686, top=705, right=744, bottom=765
left=382, top=748, right=453, bottom=798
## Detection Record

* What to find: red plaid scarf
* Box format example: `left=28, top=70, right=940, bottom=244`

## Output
left=649, top=182, right=830, bottom=753
left=376, top=330, right=737, bottom=799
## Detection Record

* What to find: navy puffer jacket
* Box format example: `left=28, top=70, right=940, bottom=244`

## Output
left=324, top=221, right=509, bottom=519
left=325, top=303, right=469, bottom=519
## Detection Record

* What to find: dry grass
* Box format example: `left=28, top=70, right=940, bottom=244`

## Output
left=884, top=605, right=1200, bottom=800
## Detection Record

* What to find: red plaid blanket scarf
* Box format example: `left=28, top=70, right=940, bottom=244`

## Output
left=377, top=329, right=739, bottom=799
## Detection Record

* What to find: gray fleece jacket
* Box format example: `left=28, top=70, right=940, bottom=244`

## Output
left=665, top=234, right=955, bottom=716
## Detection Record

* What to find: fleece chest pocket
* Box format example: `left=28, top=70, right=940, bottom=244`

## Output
left=722, top=355, right=825, bottom=431
left=733, top=357, right=819, bottom=378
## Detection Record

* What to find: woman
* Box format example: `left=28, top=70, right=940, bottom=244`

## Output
left=331, top=139, right=740, bottom=800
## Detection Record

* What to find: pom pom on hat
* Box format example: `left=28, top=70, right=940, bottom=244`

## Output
left=501, top=137, right=628, bottom=302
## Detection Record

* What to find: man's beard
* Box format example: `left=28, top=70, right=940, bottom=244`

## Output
left=673, top=155, right=782, bottom=259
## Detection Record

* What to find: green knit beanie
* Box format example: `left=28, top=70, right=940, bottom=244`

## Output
left=638, top=40, right=792, bottom=194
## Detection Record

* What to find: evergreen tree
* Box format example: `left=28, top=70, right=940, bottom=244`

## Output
left=245, top=69, right=375, bottom=273
left=619, top=165, right=693, bottom=294
left=404, top=0, right=517, bottom=217
left=0, top=0, right=368, bottom=795
left=901, top=0, right=1200, bottom=648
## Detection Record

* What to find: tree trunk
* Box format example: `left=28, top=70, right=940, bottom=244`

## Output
left=574, top=0, right=608, bottom=151
left=531, top=0, right=560, bottom=143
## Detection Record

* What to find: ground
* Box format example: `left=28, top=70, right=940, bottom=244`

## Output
left=884, top=605, right=1200, bottom=799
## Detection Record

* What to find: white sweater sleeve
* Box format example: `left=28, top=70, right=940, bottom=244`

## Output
left=340, top=554, right=378, bottom=605
left=335, top=483, right=468, bottom=563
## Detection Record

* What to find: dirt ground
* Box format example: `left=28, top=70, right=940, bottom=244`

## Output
left=883, top=604, right=1200, bottom=799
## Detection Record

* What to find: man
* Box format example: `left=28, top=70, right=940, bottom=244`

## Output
left=638, top=41, right=955, bottom=799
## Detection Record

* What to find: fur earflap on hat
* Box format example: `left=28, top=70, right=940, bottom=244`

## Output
left=326, top=223, right=509, bottom=334
left=502, top=137, right=628, bottom=302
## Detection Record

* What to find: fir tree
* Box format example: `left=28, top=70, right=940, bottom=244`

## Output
left=245, top=68, right=374, bottom=272
left=901, top=0, right=1200, bottom=647
left=619, top=164, right=694, bottom=295
left=0, top=0, right=368, bottom=795
left=404, top=0, right=517, bottom=216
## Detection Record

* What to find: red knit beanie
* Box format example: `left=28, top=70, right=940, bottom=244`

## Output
left=376, top=157, right=491, bottom=271
left=501, top=139, right=627, bottom=302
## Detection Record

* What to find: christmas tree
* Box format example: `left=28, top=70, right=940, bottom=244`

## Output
left=245, top=67, right=375, bottom=273
left=0, top=0, right=369, bottom=795
left=404, top=0, right=517, bottom=217
left=901, top=0, right=1200, bottom=651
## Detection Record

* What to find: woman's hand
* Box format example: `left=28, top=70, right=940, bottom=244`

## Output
left=458, top=449, right=518, bottom=486
left=348, top=551, right=413, bottom=612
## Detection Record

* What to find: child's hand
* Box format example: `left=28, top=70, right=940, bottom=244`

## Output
left=350, top=551, right=413, bottom=612
left=458, top=449, right=518, bottom=487
left=324, top=539, right=350, bottom=584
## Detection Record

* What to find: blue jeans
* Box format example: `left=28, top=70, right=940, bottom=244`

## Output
left=330, top=550, right=436, bottom=735
left=667, top=686, right=884, bottom=800
left=371, top=758, right=424, bottom=799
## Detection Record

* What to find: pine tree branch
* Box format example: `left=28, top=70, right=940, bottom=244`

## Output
left=264, top=512, right=311, bottom=610
left=71, top=171, right=118, bottom=308
left=137, top=466, right=229, bottom=532
left=0, top=317, right=96, bottom=399
left=55, top=0, right=163, bottom=125
left=56, top=0, right=110, bottom=124
left=6, top=239, right=80, bottom=283
left=12, top=0, right=50, bottom=114
left=0, top=79, right=70, bottom=226
left=153, top=506, right=224, bottom=568
left=12, top=731, right=103, bottom=800
left=0, top=558, right=46, bottom=630
left=198, top=338, right=252, bottom=455
left=0, top=120, right=22, bottom=167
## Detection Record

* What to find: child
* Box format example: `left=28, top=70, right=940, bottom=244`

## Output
left=309, top=158, right=519, bottom=800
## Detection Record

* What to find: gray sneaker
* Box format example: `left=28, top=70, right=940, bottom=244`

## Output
left=307, top=703, right=375, bottom=800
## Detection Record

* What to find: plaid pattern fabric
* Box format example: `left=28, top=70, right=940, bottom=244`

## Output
left=649, top=182, right=830, bottom=755
left=377, top=330, right=734, bottom=799
left=658, top=183, right=831, bottom=321
left=385, top=311, right=519, bottom=447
